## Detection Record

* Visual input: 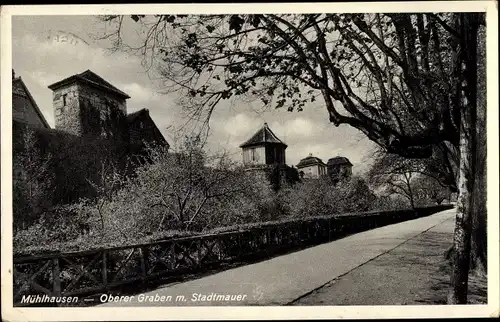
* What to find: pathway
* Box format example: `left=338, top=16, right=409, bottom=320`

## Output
left=97, top=208, right=456, bottom=307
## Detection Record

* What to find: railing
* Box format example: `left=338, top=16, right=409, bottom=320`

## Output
left=13, top=205, right=453, bottom=306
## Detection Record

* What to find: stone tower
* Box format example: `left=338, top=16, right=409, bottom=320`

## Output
left=240, top=122, right=287, bottom=167
left=48, top=70, right=130, bottom=141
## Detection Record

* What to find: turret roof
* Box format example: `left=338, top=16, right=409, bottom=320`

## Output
left=297, top=153, right=326, bottom=168
left=239, top=122, right=287, bottom=148
left=327, top=156, right=352, bottom=166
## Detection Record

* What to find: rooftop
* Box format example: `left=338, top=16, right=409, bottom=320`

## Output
left=126, top=108, right=149, bottom=123
left=239, top=122, right=287, bottom=148
left=297, top=153, right=326, bottom=168
left=12, top=71, right=51, bottom=129
left=327, top=156, right=352, bottom=166
left=48, top=69, right=130, bottom=99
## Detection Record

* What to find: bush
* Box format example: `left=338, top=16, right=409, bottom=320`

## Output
left=13, top=137, right=400, bottom=255
left=280, top=175, right=377, bottom=219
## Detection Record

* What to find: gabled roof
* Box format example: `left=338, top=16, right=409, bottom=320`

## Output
left=12, top=76, right=51, bottom=129
left=327, top=156, right=352, bottom=167
left=126, top=108, right=149, bottom=123
left=239, top=122, right=287, bottom=148
left=127, top=108, right=170, bottom=148
left=48, top=69, right=130, bottom=99
left=297, top=153, right=326, bottom=168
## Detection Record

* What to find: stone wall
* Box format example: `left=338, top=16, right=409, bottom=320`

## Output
left=53, top=83, right=128, bottom=143
left=53, top=83, right=81, bottom=135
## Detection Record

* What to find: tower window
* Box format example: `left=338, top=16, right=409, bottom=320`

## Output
left=62, top=94, right=68, bottom=106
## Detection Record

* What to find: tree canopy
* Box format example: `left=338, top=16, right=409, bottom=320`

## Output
left=99, top=13, right=482, bottom=160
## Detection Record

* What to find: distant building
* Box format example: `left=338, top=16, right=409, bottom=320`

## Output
left=327, top=156, right=353, bottom=183
left=239, top=123, right=301, bottom=189
left=239, top=122, right=287, bottom=167
left=296, top=153, right=327, bottom=179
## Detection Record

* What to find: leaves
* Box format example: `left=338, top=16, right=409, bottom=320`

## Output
left=206, top=25, right=215, bottom=33
left=185, top=32, right=198, bottom=48
left=165, top=15, right=176, bottom=23
left=130, top=15, right=145, bottom=22
left=229, top=15, right=245, bottom=33
left=100, top=13, right=478, bottom=165
left=250, top=15, right=261, bottom=28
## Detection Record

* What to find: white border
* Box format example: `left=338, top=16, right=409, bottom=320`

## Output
left=1, top=2, right=499, bottom=320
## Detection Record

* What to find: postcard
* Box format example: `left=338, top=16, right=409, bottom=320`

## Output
left=1, top=2, right=498, bottom=320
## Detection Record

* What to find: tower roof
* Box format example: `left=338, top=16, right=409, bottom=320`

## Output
left=48, top=69, right=130, bottom=99
left=239, top=122, right=287, bottom=148
left=327, top=156, right=352, bottom=167
left=297, top=153, right=326, bottom=168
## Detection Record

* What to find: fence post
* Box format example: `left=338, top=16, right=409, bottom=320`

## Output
left=197, top=240, right=203, bottom=267
left=238, top=233, right=242, bottom=256
left=52, top=258, right=61, bottom=297
left=170, top=243, right=176, bottom=271
left=328, top=218, right=332, bottom=241
left=140, top=247, right=147, bottom=278
left=102, top=251, right=108, bottom=286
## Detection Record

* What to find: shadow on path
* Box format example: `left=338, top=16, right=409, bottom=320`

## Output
left=292, top=219, right=487, bottom=305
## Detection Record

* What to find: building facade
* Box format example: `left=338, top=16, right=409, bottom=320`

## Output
left=327, top=156, right=353, bottom=183
left=240, top=122, right=287, bottom=168
left=296, top=153, right=327, bottom=179
left=48, top=70, right=130, bottom=142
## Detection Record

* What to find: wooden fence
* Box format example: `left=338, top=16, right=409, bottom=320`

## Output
left=13, top=205, right=453, bottom=305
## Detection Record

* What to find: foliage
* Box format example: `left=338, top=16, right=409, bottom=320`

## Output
left=413, top=176, right=452, bottom=206
left=13, top=137, right=276, bottom=251
left=368, top=149, right=455, bottom=209
left=281, top=175, right=377, bottom=219
left=368, top=150, right=422, bottom=209
left=13, top=126, right=55, bottom=230
left=371, top=194, right=411, bottom=211
left=99, top=13, right=482, bottom=159
left=14, top=136, right=383, bottom=254
left=266, top=164, right=301, bottom=191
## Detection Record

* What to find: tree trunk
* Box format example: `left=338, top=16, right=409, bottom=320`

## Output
left=405, top=173, right=415, bottom=209
left=470, top=23, right=487, bottom=275
left=448, top=135, right=475, bottom=304
left=447, top=13, right=478, bottom=305
left=408, top=191, right=415, bottom=210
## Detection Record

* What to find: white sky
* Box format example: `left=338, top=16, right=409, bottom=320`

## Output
left=12, top=15, right=377, bottom=175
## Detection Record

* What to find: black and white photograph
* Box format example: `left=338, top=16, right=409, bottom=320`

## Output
left=1, top=2, right=498, bottom=320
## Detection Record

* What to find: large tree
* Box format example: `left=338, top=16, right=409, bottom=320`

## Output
left=368, top=152, right=420, bottom=209
left=98, top=12, right=486, bottom=303
left=368, top=147, right=457, bottom=209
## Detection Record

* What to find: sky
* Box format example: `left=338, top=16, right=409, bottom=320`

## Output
left=12, top=15, right=377, bottom=175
